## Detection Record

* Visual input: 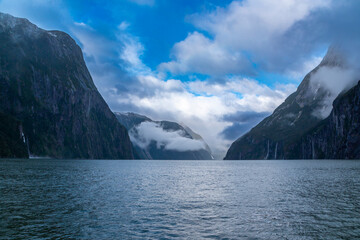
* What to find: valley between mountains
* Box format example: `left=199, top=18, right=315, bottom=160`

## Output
left=1, top=12, right=359, bottom=160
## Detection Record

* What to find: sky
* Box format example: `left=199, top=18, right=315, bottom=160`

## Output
left=1, top=0, right=360, bottom=159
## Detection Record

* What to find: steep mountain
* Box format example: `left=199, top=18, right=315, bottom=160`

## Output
left=298, top=80, right=360, bottom=159
left=0, top=12, right=134, bottom=159
left=180, top=123, right=212, bottom=154
left=225, top=46, right=359, bottom=160
left=115, top=112, right=213, bottom=160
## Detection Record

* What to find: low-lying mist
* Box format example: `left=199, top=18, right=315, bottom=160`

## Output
left=129, top=121, right=207, bottom=152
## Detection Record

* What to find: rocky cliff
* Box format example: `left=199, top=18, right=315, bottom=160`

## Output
left=299, top=81, right=360, bottom=159
left=224, top=46, right=359, bottom=160
left=0, top=13, right=134, bottom=159
left=115, top=112, right=213, bottom=160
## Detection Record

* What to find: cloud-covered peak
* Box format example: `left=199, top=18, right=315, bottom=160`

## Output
left=130, top=121, right=207, bottom=152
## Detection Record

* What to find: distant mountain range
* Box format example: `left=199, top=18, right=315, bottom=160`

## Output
left=0, top=12, right=134, bottom=159
left=115, top=112, right=213, bottom=160
left=225, top=46, right=360, bottom=159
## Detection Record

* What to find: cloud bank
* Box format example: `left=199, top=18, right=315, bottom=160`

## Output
left=159, top=31, right=253, bottom=76
left=310, top=66, right=359, bottom=118
left=105, top=74, right=295, bottom=158
left=160, top=0, right=330, bottom=76
left=130, top=121, right=206, bottom=152
left=160, top=0, right=360, bottom=78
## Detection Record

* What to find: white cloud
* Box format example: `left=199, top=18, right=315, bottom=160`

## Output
left=118, top=34, right=149, bottom=73
left=108, top=74, right=296, bottom=158
left=159, top=0, right=330, bottom=76
left=193, top=0, right=329, bottom=50
left=310, top=66, right=359, bottom=118
left=159, top=32, right=251, bottom=75
left=74, top=22, right=87, bottom=27
left=187, top=77, right=295, bottom=112
left=287, top=55, right=324, bottom=80
left=73, top=25, right=148, bottom=74
left=72, top=29, right=115, bottom=61
left=118, top=21, right=130, bottom=31
left=130, top=121, right=206, bottom=151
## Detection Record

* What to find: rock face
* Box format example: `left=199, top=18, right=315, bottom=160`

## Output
left=224, top=46, right=359, bottom=160
left=299, top=81, right=360, bottom=159
left=115, top=112, right=213, bottom=160
left=0, top=13, right=134, bottom=159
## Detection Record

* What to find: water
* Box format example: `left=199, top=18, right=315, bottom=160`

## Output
left=0, top=159, right=360, bottom=239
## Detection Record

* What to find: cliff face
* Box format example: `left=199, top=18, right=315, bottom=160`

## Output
left=224, top=46, right=359, bottom=160
left=0, top=13, right=134, bottom=159
left=299, top=81, right=360, bottom=159
left=115, top=112, right=213, bottom=160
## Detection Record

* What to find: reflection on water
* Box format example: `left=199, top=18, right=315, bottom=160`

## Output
left=1, top=159, right=360, bottom=239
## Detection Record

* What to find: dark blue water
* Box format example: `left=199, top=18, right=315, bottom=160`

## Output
left=1, top=160, right=360, bottom=239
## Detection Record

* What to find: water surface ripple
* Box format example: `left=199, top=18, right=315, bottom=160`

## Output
left=1, top=160, right=360, bottom=239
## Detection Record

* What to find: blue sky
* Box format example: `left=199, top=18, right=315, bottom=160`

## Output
left=1, top=0, right=359, bottom=158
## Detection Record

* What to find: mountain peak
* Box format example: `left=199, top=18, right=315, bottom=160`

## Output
left=224, top=44, right=359, bottom=160
left=0, top=12, right=30, bottom=27
left=0, top=12, right=41, bottom=37
left=115, top=112, right=214, bottom=160
left=320, top=44, right=347, bottom=68
left=0, top=12, right=134, bottom=159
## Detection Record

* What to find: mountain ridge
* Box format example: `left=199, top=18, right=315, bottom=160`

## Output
left=297, top=80, right=360, bottom=159
left=224, top=45, right=360, bottom=160
left=0, top=12, right=134, bottom=159
left=115, top=112, right=213, bottom=160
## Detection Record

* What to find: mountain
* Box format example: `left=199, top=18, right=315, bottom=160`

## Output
left=115, top=112, right=213, bottom=160
left=224, top=46, right=359, bottom=160
left=179, top=123, right=212, bottom=154
left=299, top=80, right=360, bottom=159
left=0, top=12, right=134, bottom=159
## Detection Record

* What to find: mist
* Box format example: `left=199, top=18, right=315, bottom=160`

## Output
left=129, top=121, right=206, bottom=152
left=310, top=65, right=360, bottom=118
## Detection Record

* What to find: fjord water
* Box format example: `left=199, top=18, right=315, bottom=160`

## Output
left=1, top=160, right=360, bottom=239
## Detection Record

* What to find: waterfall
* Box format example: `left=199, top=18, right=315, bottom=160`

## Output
left=311, top=139, right=315, bottom=159
left=265, top=140, right=270, bottom=160
left=26, top=136, right=31, bottom=157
